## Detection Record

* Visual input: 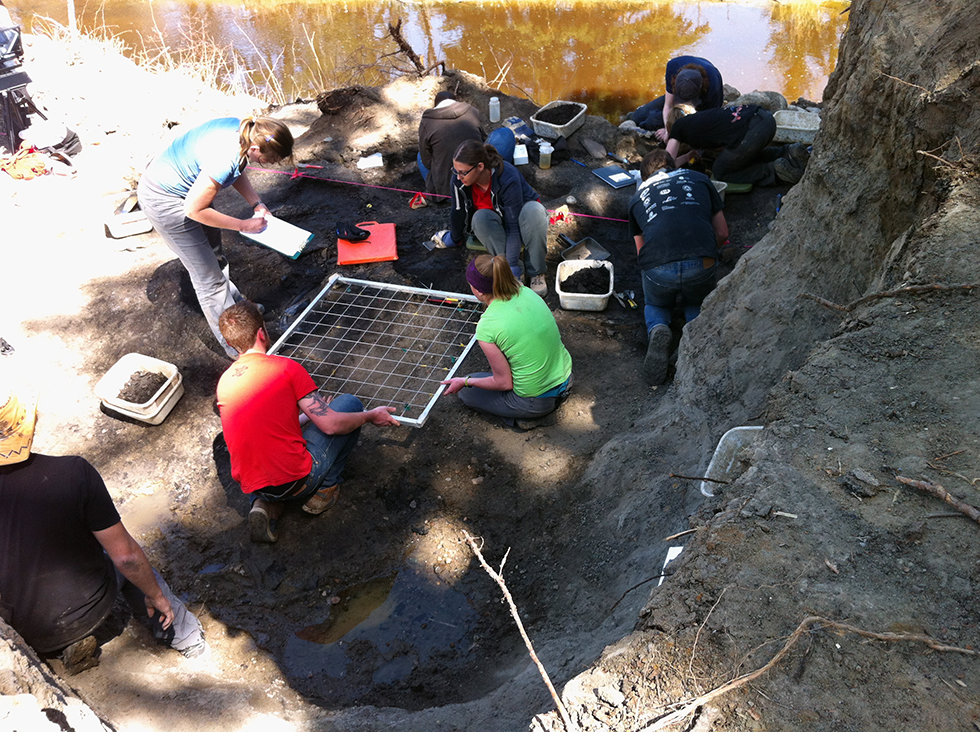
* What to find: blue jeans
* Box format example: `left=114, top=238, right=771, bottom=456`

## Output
left=251, top=393, right=363, bottom=504
left=641, top=259, right=716, bottom=332
left=458, top=372, right=571, bottom=421
left=416, top=127, right=515, bottom=180
left=630, top=95, right=667, bottom=130
left=137, top=176, right=244, bottom=358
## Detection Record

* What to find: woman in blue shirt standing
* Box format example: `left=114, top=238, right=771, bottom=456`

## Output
left=137, top=117, right=292, bottom=358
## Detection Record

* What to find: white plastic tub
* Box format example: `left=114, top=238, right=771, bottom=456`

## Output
left=94, top=353, right=184, bottom=425
left=556, top=260, right=613, bottom=311
left=530, top=101, right=587, bottom=140
left=712, top=180, right=727, bottom=203
left=773, top=109, right=820, bottom=144
left=700, top=426, right=763, bottom=497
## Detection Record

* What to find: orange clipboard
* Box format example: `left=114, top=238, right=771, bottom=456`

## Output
left=337, top=221, right=398, bottom=265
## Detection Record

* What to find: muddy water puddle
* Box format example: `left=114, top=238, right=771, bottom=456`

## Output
left=282, top=555, right=490, bottom=707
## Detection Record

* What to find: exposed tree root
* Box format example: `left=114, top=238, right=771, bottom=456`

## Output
left=638, top=615, right=978, bottom=731
left=799, top=282, right=980, bottom=314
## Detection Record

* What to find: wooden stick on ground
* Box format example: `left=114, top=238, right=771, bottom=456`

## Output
left=462, top=531, right=574, bottom=731
left=669, top=473, right=730, bottom=485
left=897, top=475, right=980, bottom=523
left=640, top=615, right=978, bottom=731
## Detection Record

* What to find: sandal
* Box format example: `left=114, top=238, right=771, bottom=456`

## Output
left=303, top=484, right=340, bottom=515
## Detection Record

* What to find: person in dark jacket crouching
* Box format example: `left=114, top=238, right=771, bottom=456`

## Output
left=436, top=140, right=549, bottom=296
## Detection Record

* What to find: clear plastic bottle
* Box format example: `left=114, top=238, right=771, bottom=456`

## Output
left=538, top=142, right=553, bottom=170
left=489, top=97, right=501, bottom=123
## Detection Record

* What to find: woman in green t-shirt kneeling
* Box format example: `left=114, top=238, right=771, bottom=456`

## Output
left=441, top=255, right=572, bottom=425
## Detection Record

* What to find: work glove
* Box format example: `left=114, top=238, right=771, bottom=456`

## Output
left=432, top=230, right=458, bottom=249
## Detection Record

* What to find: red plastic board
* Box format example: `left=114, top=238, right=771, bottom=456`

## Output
left=337, top=221, right=398, bottom=265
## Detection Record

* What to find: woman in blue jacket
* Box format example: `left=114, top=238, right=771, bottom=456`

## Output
left=438, top=140, right=549, bottom=297
left=630, top=55, right=725, bottom=141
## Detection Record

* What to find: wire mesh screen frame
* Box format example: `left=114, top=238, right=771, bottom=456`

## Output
left=270, top=275, right=482, bottom=428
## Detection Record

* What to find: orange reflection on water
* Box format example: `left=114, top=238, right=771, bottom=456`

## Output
left=15, top=1, right=849, bottom=118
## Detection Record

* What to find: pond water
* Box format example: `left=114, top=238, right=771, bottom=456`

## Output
left=14, top=0, right=847, bottom=119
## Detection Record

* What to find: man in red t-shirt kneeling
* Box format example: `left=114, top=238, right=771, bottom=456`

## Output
left=217, top=301, right=400, bottom=543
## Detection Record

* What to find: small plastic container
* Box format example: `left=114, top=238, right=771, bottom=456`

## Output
left=538, top=142, right=553, bottom=170
left=699, top=426, right=763, bottom=497
left=489, top=96, right=501, bottom=123
left=773, top=109, right=820, bottom=144
left=513, top=143, right=529, bottom=165
left=530, top=100, right=587, bottom=140
left=94, top=353, right=184, bottom=425
left=556, top=260, right=614, bottom=311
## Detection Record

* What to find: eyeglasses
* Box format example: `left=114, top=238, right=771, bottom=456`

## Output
left=454, top=164, right=476, bottom=178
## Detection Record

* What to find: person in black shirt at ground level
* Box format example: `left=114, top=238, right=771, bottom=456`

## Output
left=666, top=104, right=810, bottom=186
left=627, top=150, right=728, bottom=385
left=0, top=389, right=207, bottom=671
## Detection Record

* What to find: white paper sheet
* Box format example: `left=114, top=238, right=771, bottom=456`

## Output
left=241, top=214, right=314, bottom=259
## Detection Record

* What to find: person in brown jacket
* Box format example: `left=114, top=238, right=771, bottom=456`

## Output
left=418, top=91, right=514, bottom=197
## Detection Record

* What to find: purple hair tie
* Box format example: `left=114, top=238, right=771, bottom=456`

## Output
left=466, top=260, right=494, bottom=294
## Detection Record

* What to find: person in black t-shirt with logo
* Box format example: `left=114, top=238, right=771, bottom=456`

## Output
left=628, top=151, right=729, bottom=385
left=0, top=390, right=207, bottom=670
left=666, top=104, right=810, bottom=186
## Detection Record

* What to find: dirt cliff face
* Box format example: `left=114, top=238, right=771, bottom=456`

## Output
left=536, top=1, right=980, bottom=730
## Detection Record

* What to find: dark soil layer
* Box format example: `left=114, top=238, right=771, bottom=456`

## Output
left=117, top=370, right=168, bottom=403
left=560, top=266, right=611, bottom=294
left=535, top=103, right=582, bottom=126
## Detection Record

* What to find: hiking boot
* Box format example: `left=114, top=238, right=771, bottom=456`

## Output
left=529, top=274, right=548, bottom=297
left=177, top=638, right=211, bottom=660
left=59, top=635, right=99, bottom=675
left=302, top=484, right=340, bottom=515
left=774, top=158, right=803, bottom=185
left=782, top=142, right=810, bottom=169
left=248, top=503, right=278, bottom=543
left=644, top=324, right=672, bottom=386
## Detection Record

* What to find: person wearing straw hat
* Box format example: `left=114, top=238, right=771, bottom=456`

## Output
left=440, top=255, right=572, bottom=428
left=0, top=390, right=207, bottom=670
left=216, top=301, right=400, bottom=544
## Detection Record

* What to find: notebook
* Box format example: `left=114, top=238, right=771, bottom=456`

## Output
left=241, top=214, right=314, bottom=259
left=593, top=165, right=638, bottom=189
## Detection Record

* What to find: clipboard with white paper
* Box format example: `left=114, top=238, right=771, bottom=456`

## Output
left=240, top=214, right=314, bottom=259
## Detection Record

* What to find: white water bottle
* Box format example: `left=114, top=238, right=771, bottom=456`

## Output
left=489, top=96, right=501, bottom=123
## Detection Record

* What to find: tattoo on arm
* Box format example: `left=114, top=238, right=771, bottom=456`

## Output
left=304, top=391, right=333, bottom=416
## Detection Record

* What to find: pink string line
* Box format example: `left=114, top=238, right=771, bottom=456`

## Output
left=249, top=165, right=629, bottom=224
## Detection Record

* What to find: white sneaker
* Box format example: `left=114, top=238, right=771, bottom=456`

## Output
left=529, top=275, right=548, bottom=297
